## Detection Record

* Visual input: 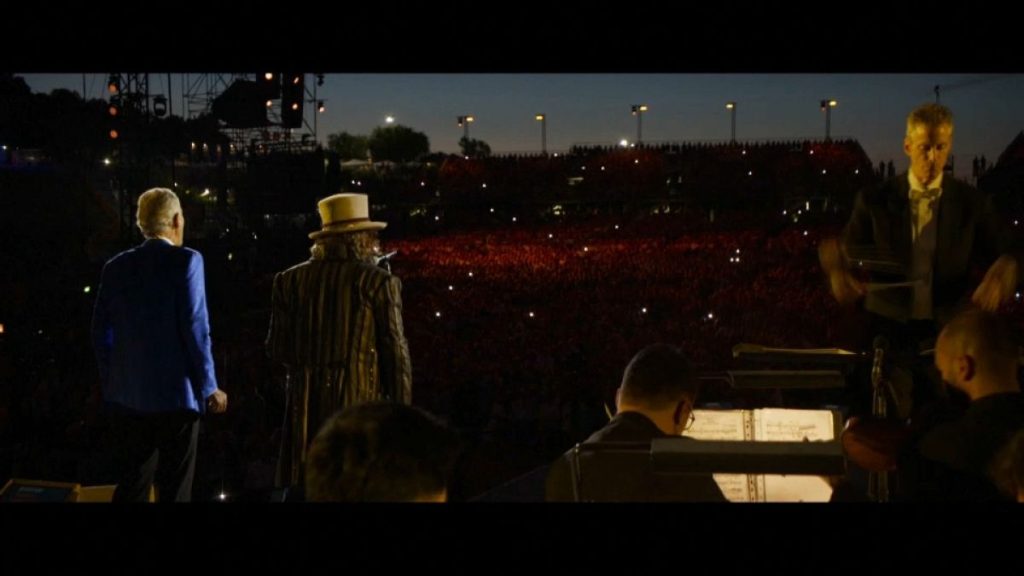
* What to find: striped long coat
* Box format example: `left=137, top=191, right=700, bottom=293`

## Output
left=267, top=249, right=412, bottom=487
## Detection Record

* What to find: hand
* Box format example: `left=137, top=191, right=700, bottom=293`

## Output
left=206, top=389, right=228, bottom=414
left=828, top=269, right=866, bottom=305
left=972, top=255, right=1019, bottom=312
left=818, top=237, right=845, bottom=273
left=819, top=237, right=865, bottom=305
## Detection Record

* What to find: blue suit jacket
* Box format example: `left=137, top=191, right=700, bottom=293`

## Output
left=91, top=238, right=217, bottom=414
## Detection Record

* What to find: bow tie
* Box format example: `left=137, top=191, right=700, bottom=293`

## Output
left=910, top=187, right=941, bottom=202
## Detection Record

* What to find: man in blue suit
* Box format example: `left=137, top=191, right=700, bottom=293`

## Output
left=91, top=187, right=228, bottom=502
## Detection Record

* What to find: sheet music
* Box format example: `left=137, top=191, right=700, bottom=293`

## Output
left=687, top=410, right=747, bottom=440
left=685, top=408, right=836, bottom=502
left=762, top=475, right=834, bottom=502
left=712, top=474, right=752, bottom=503
left=753, top=408, right=835, bottom=442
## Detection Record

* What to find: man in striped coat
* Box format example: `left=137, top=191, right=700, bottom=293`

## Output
left=267, top=193, right=412, bottom=488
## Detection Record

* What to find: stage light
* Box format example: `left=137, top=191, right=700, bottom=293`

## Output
left=153, top=95, right=167, bottom=117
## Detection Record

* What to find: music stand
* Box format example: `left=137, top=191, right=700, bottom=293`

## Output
left=567, top=439, right=844, bottom=502
left=725, top=370, right=846, bottom=390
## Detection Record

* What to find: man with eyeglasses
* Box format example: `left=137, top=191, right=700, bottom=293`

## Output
left=545, top=343, right=727, bottom=502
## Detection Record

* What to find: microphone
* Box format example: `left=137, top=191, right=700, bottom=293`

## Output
left=375, top=250, right=398, bottom=272
left=871, top=335, right=889, bottom=385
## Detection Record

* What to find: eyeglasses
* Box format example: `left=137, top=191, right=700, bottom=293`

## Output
left=682, top=410, right=696, bottom=432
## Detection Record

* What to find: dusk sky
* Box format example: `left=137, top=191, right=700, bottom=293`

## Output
left=18, top=73, right=1024, bottom=169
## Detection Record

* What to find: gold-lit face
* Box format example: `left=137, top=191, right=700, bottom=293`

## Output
left=904, top=122, right=953, bottom=185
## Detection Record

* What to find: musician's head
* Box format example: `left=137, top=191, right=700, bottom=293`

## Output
left=991, top=428, right=1024, bottom=503
left=616, top=343, right=699, bottom=436
left=935, top=309, right=1019, bottom=399
left=904, top=103, right=954, bottom=186
left=305, top=402, right=460, bottom=502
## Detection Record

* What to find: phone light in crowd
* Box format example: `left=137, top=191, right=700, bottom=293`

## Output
left=634, top=159, right=639, bottom=164
left=482, top=183, right=487, bottom=189
left=614, top=225, right=619, bottom=230
left=468, top=272, right=474, bottom=278
left=583, top=246, right=589, bottom=252
left=855, top=169, right=860, bottom=175
left=228, top=253, right=234, bottom=261
left=421, top=182, right=426, bottom=187
left=266, top=100, right=273, bottom=108
left=219, top=492, right=227, bottom=501
left=736, top=249, right=741, bottom=254
left=83, top=286, right=91, bottom=294
left=707, top=312, right=714, bottom=320
left=548, top=234, right=553, bottom=239
left=434, top=216, right=439, bottom=221
left=782, top=210, right=787, bottom=215
left=201, top=188, right=210, bottom=197
left=806, top=201, right=810, bottom=211
left=821, top=170, right=827, bottom=175
left=0, top=324, right=4, bottom=334
left=490, top=208, right=495, bottom=213
left=1015, top=220, right=1019, bottom=226
left=748, top=171, right=753, bottom=176
left=512, top=217, right=517, bottom=222
left=641, top=307, right=647, bottom=314
left=1016, top=292, right=1021, bottom=300
left=448, top=285, right=454, bottom=291
left=528, top=312, right=535, bottom=318
left=600, top=166, right=606, bottom=171
left=803, top=230, right=809, bottom=236
left=435, top=311, right=442, bottom=318
left=103, top=158, right=111, bottom=166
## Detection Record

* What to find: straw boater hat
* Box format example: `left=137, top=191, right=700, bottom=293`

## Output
left=309, top=193, right=387, bottom=240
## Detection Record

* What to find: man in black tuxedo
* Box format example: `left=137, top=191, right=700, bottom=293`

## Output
left=820, top=103, right=1018, bottom=418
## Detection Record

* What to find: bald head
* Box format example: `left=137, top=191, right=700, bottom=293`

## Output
left=936, top=309, right=1020, bottom=397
